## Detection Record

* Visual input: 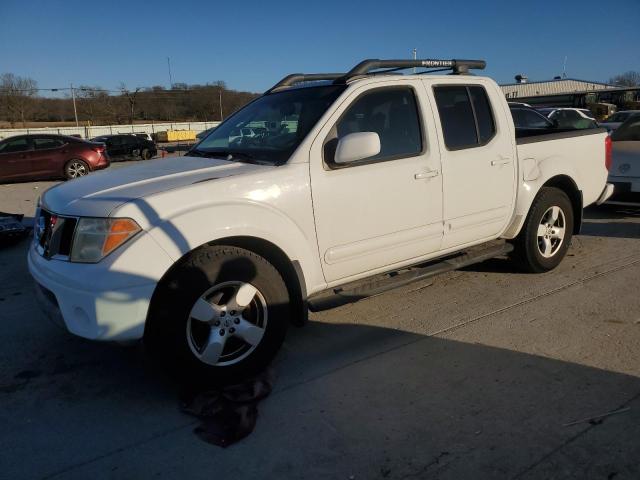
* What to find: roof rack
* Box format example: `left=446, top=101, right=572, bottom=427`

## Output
left=266, top=58, right=486, bottom=92
left=343, top=58, right=486, bottom=78
left=266, top=73, right=346, bottom=93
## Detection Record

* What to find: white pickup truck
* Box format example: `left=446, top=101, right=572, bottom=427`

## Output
left=29, top=59, right=614, bottom=382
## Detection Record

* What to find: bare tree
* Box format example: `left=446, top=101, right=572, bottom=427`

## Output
left=0, top=73, right=38, bottom=127
left=609, top=71, right=640, bottom=87
left=119, top=83, right=142, bottom=124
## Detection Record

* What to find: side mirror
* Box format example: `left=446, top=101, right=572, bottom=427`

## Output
left=334, top=132, right=381, bottom=164
left=551, top=118, right=560, bottom=128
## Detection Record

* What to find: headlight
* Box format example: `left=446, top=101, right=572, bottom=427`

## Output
left=70, top=217, right=141, bottom=263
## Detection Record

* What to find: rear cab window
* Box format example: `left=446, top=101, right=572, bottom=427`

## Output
left=433, top=85, right=496, bottom=150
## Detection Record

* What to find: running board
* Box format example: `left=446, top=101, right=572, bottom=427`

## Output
left=308, top=241, right=514, bottom=312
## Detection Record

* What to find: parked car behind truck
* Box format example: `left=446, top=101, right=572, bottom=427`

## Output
left=29, top=58, right=612, bottom=383
left=0, top=134, right=109, bottom=182
left=607, top=114, right=640, bottom=204
left=91, top=134, right=157, bottom=161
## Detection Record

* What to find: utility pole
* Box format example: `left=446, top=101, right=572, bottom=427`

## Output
left=70, top=83, right=79, bottom=127
left=413, top=48, right=417, bottom=73
left=167, top=57, right=173, bottom=88
left=562, top=56, right=568, bottom=79
left=219, top=88, right=223, bottom=121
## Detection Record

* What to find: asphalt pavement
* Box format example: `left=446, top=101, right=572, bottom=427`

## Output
left=1, top=160, right=639, bottom=479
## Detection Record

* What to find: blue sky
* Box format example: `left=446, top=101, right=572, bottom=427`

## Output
left=1, top=0, right=639, bottom=95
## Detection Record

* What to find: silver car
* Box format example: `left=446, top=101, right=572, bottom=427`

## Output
left=600, top=110, right=640, bottom=132
left=608, top=114, right=640, bottom=205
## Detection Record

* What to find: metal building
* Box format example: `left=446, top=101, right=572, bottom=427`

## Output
left=500, top=78, right=616, bottom=100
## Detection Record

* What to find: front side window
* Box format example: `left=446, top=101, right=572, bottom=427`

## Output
left=330, top=87, right=422, bottom=162
left=193, top=84, right=346, bottom=165
left=0, top=137, right=30, bottom=154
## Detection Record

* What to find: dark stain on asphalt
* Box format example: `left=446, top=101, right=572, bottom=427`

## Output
left=14, top=369, right=42, bottom=380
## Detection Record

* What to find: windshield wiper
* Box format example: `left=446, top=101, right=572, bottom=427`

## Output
left=190, top=149, right=271, bottom=165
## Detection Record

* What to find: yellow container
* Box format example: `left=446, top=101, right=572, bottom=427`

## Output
left=156, top=130, right=196, bottom=142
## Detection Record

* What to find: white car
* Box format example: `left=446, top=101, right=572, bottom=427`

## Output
left=607, top=115, right=640, bottom=205
left=29, top=58, right=613, bottom=382
left=538, top=108, right=598, bottom=129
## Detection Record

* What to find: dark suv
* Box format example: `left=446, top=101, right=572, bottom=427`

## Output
left=0, top=134, right=109, bottom=182
left=91, top=134, right=157, bottom=161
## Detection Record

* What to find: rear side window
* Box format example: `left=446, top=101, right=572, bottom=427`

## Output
left=469, top=87, right=495, bottom=143
left=433, top=85, right=496, bottom=150
left=34, top=137, right=65, bottom=150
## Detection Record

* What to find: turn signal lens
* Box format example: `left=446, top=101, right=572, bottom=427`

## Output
left=70, top=217, right=141, bottom=263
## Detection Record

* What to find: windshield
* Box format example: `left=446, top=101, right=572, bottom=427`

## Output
left=609, top=112, right=631, bottom=123
left=191, top=84, right=346, bottom=164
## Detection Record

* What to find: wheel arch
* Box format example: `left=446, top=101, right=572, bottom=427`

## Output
left=541, top=175, right=583, bottom=234
left=147, top=235, right=308, bottom=334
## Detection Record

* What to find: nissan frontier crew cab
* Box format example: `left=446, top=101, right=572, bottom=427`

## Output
left=29, top=58, right=614, bottom=382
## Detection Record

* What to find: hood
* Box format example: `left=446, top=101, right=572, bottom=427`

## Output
left=42, top=156, right=273, bottom=217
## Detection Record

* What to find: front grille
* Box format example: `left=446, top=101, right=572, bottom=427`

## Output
left=36, top=209, right=78, bottom=259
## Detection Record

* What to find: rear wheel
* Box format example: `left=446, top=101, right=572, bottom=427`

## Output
left=64, top=159, right=89, bottom=179
left=510, top=187, right=574, bottom=273
left=146, top=245, right=290, bottom=386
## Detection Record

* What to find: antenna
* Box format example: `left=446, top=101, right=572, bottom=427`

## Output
left=167, top=57, right=174, bottom=88
left=562, top=56, right=567, bottom=79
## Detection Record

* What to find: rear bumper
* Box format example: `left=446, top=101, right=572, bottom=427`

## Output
left=607, top=177, right=640, bottom=204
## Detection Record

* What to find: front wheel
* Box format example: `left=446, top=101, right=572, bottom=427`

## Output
left=145, top=245, right=290, bottom=386
left=510, top=187, right=574, bottom=273
left=141, top=148, right=152, bottom=160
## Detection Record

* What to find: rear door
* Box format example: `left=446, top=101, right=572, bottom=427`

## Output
left=31, top=136, right=67, bottom=177
left=0, top=136, right=33, bottom=181
left=429, top=82, right=516, bottom=249
left=310, top=80, right=444, bottom=283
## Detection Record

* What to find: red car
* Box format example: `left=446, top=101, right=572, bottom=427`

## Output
left=0, top=134, right=110, bottom=182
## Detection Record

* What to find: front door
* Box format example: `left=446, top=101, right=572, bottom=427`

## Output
left=429, top=83, right=516, bottom=249
left=310, top=81, right=443, bottom=283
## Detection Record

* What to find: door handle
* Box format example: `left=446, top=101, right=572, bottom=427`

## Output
left=414, top=170, right=439, bottom=180
left=491, top=158, right=511, bottom=166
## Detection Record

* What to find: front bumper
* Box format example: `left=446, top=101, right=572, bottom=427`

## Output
left=27, top=231, right=172, bottom=341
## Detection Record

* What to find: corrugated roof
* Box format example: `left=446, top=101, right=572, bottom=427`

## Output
left=500, top=78, right=616, bottom=98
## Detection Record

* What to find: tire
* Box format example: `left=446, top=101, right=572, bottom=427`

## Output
left=141, top=148, right=152, bottom=160
left=64, top=159, right=89, bottom=180
left=510, top=187, right=574, bottom=273
left=145, top=245, right=290, bottom=386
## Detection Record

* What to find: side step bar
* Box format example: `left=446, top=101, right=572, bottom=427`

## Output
left=308, top=241, right=514, bottom=312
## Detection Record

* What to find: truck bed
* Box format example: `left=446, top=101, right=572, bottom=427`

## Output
left=515, top=127, right=607, bottom=144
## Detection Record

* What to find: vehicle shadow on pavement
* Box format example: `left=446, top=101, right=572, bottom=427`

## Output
left=581, top=206, right=640, bottom=239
